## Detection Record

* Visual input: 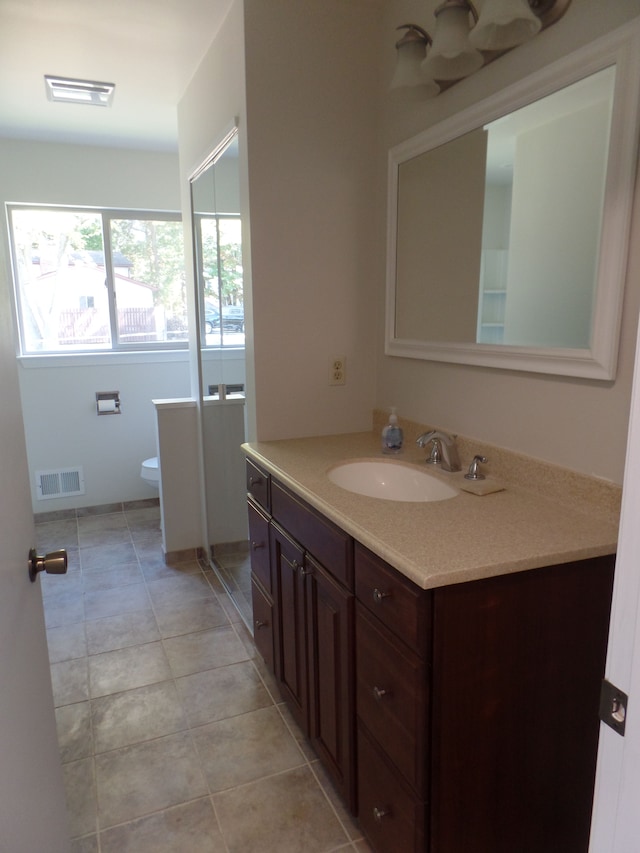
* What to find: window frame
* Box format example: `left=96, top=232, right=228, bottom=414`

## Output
left=7, top=203, right=189, bottom=357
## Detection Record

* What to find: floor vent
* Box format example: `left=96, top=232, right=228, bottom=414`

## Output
left=35, top=467, right=85, bottom=500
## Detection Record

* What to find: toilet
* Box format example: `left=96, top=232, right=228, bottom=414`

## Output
left=140, top=456, right=160, bottom=489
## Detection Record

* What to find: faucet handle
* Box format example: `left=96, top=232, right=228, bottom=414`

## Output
left=465, top=455, right=488, bottom=481
left=426, top=439, right=441, bottom=466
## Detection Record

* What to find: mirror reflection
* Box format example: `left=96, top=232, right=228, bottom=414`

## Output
left=191, top=128, right=252, bottom=629
left=394, top=66, right=615, bottom=350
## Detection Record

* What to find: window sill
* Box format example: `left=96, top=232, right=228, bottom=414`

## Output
left=17, top=349, right=191, bottom=369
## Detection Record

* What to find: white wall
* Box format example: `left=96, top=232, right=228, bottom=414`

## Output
left=243, top=0, right=381, bottom=440
left=376, top=0, right=640, bottom=483
left=0, top=138, right=194, bottom=512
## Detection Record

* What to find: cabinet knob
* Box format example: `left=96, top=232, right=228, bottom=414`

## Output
left=372, top=588, right=390, bottom=604
left=254, top=620, right=268, bottom=630
left=248, top=476, right=262, bottom=487
left=373, top=806, right=390, bottom=823
left=373, top=686, right=390, bottom=702
left=251, top=540, right=265, bottom=550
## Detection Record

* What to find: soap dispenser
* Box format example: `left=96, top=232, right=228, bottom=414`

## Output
left=381, top=407, right=404, bottom=454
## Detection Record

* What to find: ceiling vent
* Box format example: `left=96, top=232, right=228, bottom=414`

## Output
left=44, top=75, right=115, bottom=107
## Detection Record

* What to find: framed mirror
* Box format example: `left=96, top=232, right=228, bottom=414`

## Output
left=386, top=25, right=640, bottom=380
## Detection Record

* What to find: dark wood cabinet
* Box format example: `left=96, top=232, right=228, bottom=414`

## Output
left=247, top=461, right=355, bottom=810
left=246, top=459, right=615, bottom=853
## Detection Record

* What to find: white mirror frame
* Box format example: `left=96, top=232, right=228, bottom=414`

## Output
left=385, top=21, right=640, bottom=380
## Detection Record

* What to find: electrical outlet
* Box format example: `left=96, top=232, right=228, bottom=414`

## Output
left=329, top=355, right=346, bottom=386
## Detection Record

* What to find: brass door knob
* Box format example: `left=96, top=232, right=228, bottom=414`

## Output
left=28, top=548, right=68, bottom=583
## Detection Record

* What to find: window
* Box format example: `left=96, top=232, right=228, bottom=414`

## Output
left=8, top=204, right=188, bottom=354
left=194, top=213, right=244, bottom=347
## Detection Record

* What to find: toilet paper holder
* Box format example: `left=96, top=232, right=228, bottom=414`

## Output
left=96, top=391, right=121, bottom=415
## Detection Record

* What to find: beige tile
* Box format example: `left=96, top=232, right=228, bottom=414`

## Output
left=36, top=518, right=79, bottom=552
left=146, top=572, right=215, bottom=608
left=176, top=660, right=272, bottom=728
left=70, top=834, right=99, bottom=853
left=95, top=731, right=208, bottom=828
left=47, top=621, right=87, bottom=663
left=51, top=657, right=89, bottom=707
left=63, top=757, right=96, bottom=839
left=88, top=641, right=171, bottom=698
left=44, top=593, right=85, bottom=629
left=192, top=705, right=304, bottom=792
left=99, top=798, right=225, bottom=853
left=85, top=609, right=160, bottom=655
left=80, top=541, right=137, bottom=571
left=84, top=582, right=151, bottom=620
left=153, top=596, right=229, bottom=639
left=78, top=514, right=131, bottom=548
left=56, top=701, right=93, bottom=763
left=213, top=765, right=349, bottom=852
left=92, top=680, right=188, bottom=753
left=82, top=562, right=144, bottom=592
left=163, top=625, right=249, bottom=678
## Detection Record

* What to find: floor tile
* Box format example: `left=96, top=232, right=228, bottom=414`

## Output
left=36, top=518, right=79, bottom=552
left=153, top=595, right=229, bottom=638
left=146, top=572, right=215, bottom=608
left=80, top=541, right=137, bottom=571
left=51, top=657, right=90, bottom=707
left=70, top=834, right=99, bottom=853
left=88, top=641, right=171, bottom=698
left=85, top=609, right=160, bottom=655
left=47, top=621, right=87, bottom=663
left=99, top=798, right=226, bottom=853
left=95, top=731, right=208, bottom=828
left=163, top=625, right=249, bottom=678
left=83, top=581, right=151, bottom=620
left=192, top=705, right=304, bottom=792
left=82, top=562, right=144, bottom=592
left=56, top=701, right=93, bottom=763
left=43, top=592, right=85, bottom=630
left=78, top=513, right=131, bottom=548
left=92, top=680, right=188, bottom=753
left=213, top=765, right=349, bottom=852
left=62, top=757, right=96, bottom=839
left=176, top=660, right=272, bottom=728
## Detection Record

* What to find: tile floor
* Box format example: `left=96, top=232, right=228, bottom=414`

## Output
left=37, top=500, right=372, bottom=853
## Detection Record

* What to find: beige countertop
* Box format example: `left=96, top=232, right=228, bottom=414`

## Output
left=242, top=428, right=620, bottom=590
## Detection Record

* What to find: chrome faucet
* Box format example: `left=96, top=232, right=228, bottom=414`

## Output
left=416, top=430, right=461, bottom=472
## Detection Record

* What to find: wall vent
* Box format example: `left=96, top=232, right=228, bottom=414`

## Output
left=35, top=467, right=85, bottom=501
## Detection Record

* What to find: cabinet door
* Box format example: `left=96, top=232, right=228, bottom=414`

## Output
left=306, top=555, right=355, bottom=810
left=251, top=577, right=275, bottom=672
left=270, top=521, right=308, bottom=732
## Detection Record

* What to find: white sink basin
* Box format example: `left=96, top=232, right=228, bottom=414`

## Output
left=327, top=458, right=458, bottom=503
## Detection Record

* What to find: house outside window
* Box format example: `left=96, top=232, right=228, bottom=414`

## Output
left=7, top=205, right=189, bottom=354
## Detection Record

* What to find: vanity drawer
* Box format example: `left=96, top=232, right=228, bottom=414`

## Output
left=246, top=459, right=270, bottom=511
left=251, top=577, right=274, bottom=673
left=355, top=543, right=429, bottom=653
left=357, top=724, right=426, bottom=853
left=356, top=603, right=427, bottom=794
left=271, top=480, right=353, bottom=590
left=248, top=499, right=271, bottom=592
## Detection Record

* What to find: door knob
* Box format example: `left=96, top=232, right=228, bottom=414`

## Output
left=28, top=548, right=68, bottom=583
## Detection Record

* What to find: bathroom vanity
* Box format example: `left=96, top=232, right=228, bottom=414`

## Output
left=243, top=430, right=619, bottom=853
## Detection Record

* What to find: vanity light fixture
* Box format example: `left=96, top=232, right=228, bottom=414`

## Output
left=44, top=75, right=115, bottom=107
left=392, top=0, right=572, bottom=96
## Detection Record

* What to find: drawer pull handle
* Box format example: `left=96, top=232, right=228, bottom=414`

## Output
left=299, top=564, right=314, bottom=577
left=373, top=588, right=391, bottom=604
left=373, top=806, right=390, bottom=823
left=373, top=686, right=390, bottom=701
left=251, top=540, right=265, bottom=550
left=249, top=476, right=262, bottom=487
left=254, top=620, right=268, bottom=630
